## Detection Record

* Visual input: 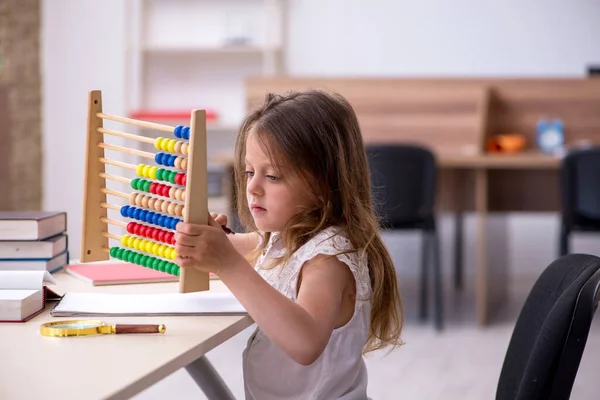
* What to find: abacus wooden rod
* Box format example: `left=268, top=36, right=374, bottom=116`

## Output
left=102, top=232, right=121, bottom=241
left=101, top=216, right=127, bottom=228
left=100, top=187, right=130, bottom=199
left=100, top=202, right=121, bottom=212
left=97, top=127, right=156, bottom=145
left=96, top=112, right=175, bottom=133
left=99, top=157, right=137, bottom=171
left=99, top=172, right=131, bottom=185
left=98, top=142, right=155, bottom=160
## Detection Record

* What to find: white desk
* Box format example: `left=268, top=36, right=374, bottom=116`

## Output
left=0, top=271, right=254, bottom=400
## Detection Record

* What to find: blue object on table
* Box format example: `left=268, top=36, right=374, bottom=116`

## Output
left=536, top=118, right=565, bottom=153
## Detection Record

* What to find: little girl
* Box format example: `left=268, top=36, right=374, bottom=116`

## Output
left=174, top=89, right=404, bottom=399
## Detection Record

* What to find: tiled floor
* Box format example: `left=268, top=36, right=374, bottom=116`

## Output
left=133, top=272, right=600, bottom=400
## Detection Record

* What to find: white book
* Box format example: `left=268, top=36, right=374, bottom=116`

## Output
left=0, top=270, right=57, bottom=322
left=50, top=291, right=247, bottom=317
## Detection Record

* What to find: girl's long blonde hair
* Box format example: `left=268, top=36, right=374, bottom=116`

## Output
left=233, top=89, right=403, bottom=353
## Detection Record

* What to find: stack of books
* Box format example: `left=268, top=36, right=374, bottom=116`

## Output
left=0, top=211, right=68, bottom=273
left=0, top=211, right=67, bottom=322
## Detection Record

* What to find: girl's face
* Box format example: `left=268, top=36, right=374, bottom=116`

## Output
left=244, top=131, right=312, bottom=232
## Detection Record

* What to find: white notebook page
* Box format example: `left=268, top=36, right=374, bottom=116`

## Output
left=51, top=291, right=247, bottom=316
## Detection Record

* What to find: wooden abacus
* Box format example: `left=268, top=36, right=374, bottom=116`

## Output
left=80, top=90, right=210, bottom=293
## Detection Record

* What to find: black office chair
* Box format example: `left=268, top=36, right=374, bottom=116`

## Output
left=559, top=147, right=600, bottom=256
left=366, top=144, right=443, bottom=330
left=496, top=253, right=600, bottom=400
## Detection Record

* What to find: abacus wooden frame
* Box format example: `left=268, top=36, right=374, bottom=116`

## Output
left=80, top=90, right=210, bottom=293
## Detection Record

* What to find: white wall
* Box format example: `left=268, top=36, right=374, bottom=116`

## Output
left=286, top=0, right=600, bottom=77
left=42, top=0, right=600, bottom=276
left=42, top=0, right=128, bottom=261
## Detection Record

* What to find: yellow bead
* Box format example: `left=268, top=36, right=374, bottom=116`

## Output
left=133, top=238, right=141, bottom=250
left=138, top=240, right=147, bottom=252
left=142, top=165, right=151, bottom=178
left=172, top=249, right=178, bottom=259
left=145, top=241, right=153, bottom=253
left=152, top=243, right=160, bottom=256
left=163, top=247, right=171, bottom=259
left=154, top=138, right=163, bottom=150
left=161, top=139, right=169, bottom=151
left=121, top=235, right=129, bottom=247
left=149, top=166, right=158, bottom=180
left=127, top=236, right=135, bottom=248
left=136, top=164, right=145, bottom=177
left=167, top=139, right=176, bottom=153
left=158, top=245, right=166, bottom=258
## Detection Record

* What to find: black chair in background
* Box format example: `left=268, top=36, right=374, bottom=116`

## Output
left=495, top=253, right=600, bottom=399
left=559, top=147, right=600, bottom=257
left=366, top=144, right=443, bottom=330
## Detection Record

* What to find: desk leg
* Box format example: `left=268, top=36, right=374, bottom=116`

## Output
left=475, top=169, right=489, bottom=325
left=454, top=212, right=464, bottom=291
left=185, top=356, right=236, bottom=400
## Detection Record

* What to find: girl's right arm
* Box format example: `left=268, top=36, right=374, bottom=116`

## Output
left=228, top=232, right=260, bottom=257
left=212, top=213, right=259, bottom=257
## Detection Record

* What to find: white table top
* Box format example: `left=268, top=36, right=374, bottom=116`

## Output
left=0, top=271, right=254, bottom=400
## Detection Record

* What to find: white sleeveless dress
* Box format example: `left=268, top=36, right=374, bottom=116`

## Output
left=242, top=226, right=372, bottom=400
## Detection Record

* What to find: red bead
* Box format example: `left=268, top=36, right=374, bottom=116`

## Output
left=140, top=225, right=148, bottom=237
left=169, top=232, right=176, bottom=245
left=158, top=231, right=167, bottom=243
left=150, top=182, right=158, bottom=195
left=134, top=223, right=142, bottom=236
left=152, top=228, right=160, bottom=240
left=175, top=173, right=182, bottom=185
left=127, top=222, right=136, bottom=234
left=182, top=174, right=187, bottom=186
left=162, top=185, right=170, bottom=197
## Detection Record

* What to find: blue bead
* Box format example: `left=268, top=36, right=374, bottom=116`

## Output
left=158, top=215, right=166, bottom=227
left=140, top=210, right=148, bottom=221
left=133, top=207, right=141, bottom=220
left=127, top=206, right=135, bottom=218
left=182, top=127, right=190, bottom=140
left=160, top=153, right=169, bottom=165
left=174, top=125, right=182, bottom=139
left=152, top=213, right=160, bottom=225
left=146, top=211, right=155, bottom=224
left=120, top=205, right=129, bottom=217
left=155, top=152, right=163, bottom=165
left=168, top=155, right=176, bottom=167
left=165, top=217, right=173, bottom=228
left=171, top=218, right=180, bottom=230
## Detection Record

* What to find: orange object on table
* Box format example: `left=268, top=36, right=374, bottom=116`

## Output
left=486, top=133, right=526, bottom=153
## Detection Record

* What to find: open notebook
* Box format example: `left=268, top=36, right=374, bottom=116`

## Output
left=50, top=291, right=247, bottom=317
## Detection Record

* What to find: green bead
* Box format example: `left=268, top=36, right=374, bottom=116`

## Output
left=116, top=247, right=124, bottom=259
left=158, top=260, right=166, bottom=272
left=130, top=178, right=139, bottom=190
left=133, top=253, right=142, bottom=265
left=143, top=180, right=151, bottom=192
left=109, top=247, right=118, bottom=257
left=168, top=171, right=176, bottom=184
left=140, top=255, right=148, bottom=266
left=127, top=251, right=135, bottom=263
left=156, top=169, right=163, bottom=181
left=151, top=257, right=160, bottom=270
left=173, top=265, right=180, bottom=276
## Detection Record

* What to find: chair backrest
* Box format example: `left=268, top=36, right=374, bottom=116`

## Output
left=560, top=147, right=600, bottom=222
left=365, top=144, right=436, bottom=229
left=496, top=253, right=600, bottom=400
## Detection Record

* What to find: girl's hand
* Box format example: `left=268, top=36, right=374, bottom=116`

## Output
left=174, top=213, right=242, bottom=275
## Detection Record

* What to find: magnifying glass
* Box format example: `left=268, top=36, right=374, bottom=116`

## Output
left=40, top=320, right=166, bottom=337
